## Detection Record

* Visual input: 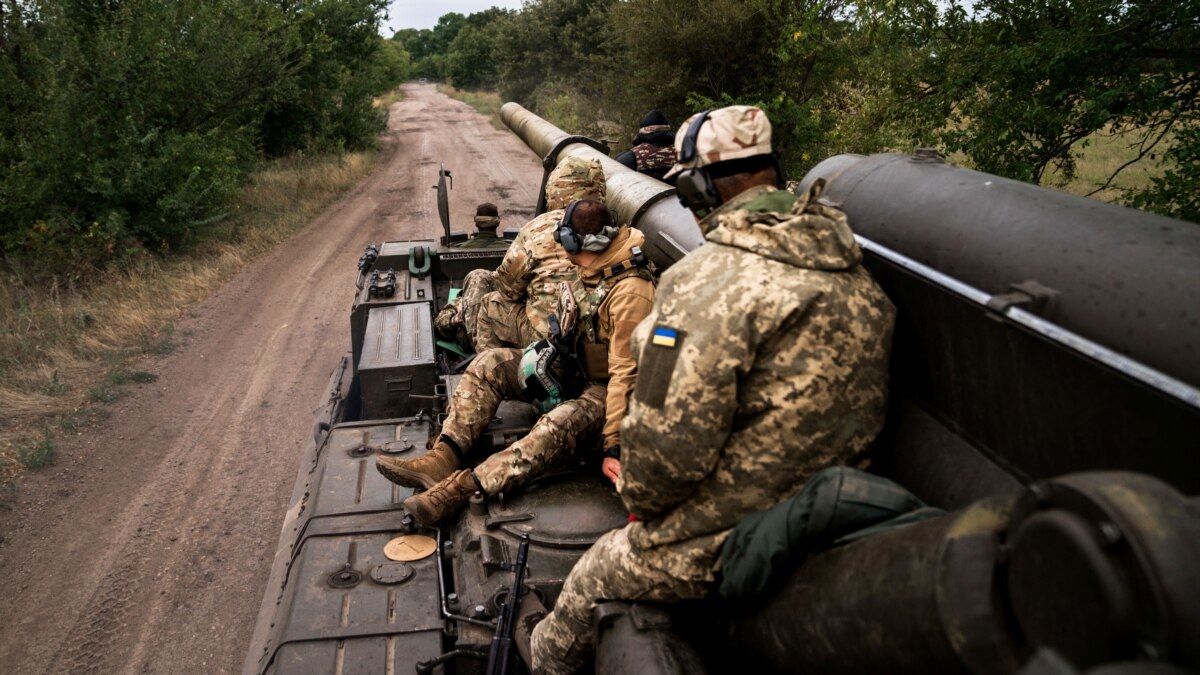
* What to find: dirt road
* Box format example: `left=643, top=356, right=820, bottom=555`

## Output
left=0, top=84, right=542, bottom=674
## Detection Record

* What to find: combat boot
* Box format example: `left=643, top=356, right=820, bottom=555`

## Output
left=403, top=469, right=480, bottom=525
left=376, top=439, right=460, bottom=489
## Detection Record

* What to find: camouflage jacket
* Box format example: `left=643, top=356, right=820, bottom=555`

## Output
left=617, top=185, right=896, bottom=582
left=631, top=144, right=676, bottom=180
left=492, top=210, right=588, bottom=337
left=577, top=227, right=655, bottom=450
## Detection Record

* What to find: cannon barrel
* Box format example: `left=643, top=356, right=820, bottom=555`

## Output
left=798, top=153, right=1200, bottom=390
left=500, top=102, right=704, bottom=269
left=501, top=106, right=1200, bottom=496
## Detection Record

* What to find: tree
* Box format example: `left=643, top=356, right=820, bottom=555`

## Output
left=914, top=0, right=1199, bottom=211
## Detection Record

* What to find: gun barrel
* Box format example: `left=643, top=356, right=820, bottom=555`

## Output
left=500, top=102, right=704, bottom=269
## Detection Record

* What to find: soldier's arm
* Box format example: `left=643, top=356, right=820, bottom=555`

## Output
left=600, top=279, right=654, bottom=451
left=617, top=300, right=756, bottom=520
left=492, top=230, right=534, bottom=300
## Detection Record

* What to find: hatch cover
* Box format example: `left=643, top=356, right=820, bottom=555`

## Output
left=491, top=474, right=627, bottom=548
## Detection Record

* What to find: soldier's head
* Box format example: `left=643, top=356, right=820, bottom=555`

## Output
left=663, top=105, right=785, bottom=218
left=474, top=202, right=500, bottom=233
left=636, top=109, right=672, bottom=138
left=554, top=198, right=618, bottom=265
left=545, top=157, right=606, bottom=211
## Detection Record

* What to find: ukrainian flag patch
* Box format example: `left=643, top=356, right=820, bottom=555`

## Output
left=651, top=326, right=678, bottom=348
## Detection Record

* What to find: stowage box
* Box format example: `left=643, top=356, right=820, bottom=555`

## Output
left=358, top=303, right=436, bottom=419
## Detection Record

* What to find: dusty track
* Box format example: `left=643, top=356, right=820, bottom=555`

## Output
left=0, top=84, right=542, bottom=674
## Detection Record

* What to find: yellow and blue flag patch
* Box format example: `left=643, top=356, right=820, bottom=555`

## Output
left=651, top=326, right=678, bottom=348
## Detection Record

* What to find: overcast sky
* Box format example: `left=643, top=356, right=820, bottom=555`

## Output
left=384, top=1, right=525, bottom=34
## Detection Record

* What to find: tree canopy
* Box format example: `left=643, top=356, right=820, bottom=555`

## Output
left=409, top=0, right=1199, bottom=222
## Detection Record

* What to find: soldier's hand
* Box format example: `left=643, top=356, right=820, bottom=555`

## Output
left=602, top=457, right=621, bottom=483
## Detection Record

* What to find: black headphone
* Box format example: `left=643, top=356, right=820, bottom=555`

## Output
left=554, top=199, right=616, bottom=254
left=671, top=109, right=787, bottom=214
left=672, top=109, right=723, bottom=212
left=554, top=200, right=585, bottom=254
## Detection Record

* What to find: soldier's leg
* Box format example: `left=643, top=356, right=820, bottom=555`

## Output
left=438, top=347, right=523, bottom=452
left=434, top=269, right=496, bottom=350
left=473, top=384, right=606, bottom=496
left=530, top=525, right=710, bottom=675
left=380, top=347, right=524, bottom=490
left=403, top=384, right=605, bottom=525
left=458, top=269, right=499, bottom=343
left=474, top=290, right=538, bottom=349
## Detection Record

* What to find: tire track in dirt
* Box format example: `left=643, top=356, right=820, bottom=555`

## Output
left=0, top=84, right=543, bottom=674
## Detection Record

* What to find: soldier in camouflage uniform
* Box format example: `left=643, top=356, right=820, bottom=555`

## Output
left=614, top=109, right=677, bottom=180
left=433, top=204, right=508, bottom=348
left=530, top=106, right=896, bottom=674
left=455, top=202, right=505, bottom=249
left=378, top=200, right=655, bottom=526
left=432, top=158, right=606, bottom=352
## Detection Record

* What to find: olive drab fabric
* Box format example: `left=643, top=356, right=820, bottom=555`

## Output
left=717, top=466, right=944, bottom=602
left=575, top=226, right=655, bottom=451
left=531, top=182, right=896, bottom=675
left=437, top=348, right=606, bottom=496
left=662, top=105, right=774, bottom=180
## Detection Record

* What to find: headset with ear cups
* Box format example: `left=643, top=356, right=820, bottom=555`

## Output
left=672, top=109, right=722, bottom=212
left=554, top=199, right=616, bottom=254
left=671, top=108, right=787, bottom=214
left=554, top=200, right=585, bottom=254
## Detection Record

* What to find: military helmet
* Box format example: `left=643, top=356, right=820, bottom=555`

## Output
left=663, top=105, right=774, bottom=180
left=518, top=339, right=584, bottom=413
left=545, top=157, right=606, bottom=211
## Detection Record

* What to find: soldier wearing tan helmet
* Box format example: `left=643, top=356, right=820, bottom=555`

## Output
left=529, top=106, right=897, bottom=674
left=431, top=156, right=607, bottom=353
left=377, top=198, right=655, bottom=527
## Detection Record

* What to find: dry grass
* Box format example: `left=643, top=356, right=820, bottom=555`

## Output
left=0, top=150, right=377, bottom=488
left=439, top=84, right=505, bottom=128
left=374, top=87, right=405, bottom=110
left=1047, top=126, right=1168, bottom=203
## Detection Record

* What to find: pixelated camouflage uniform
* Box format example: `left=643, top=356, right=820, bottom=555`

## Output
left=531, top=184, right=896, bottom=675
left=434, top=157, right=606, bottom=352
left=440, top=227, right=654, bottom=495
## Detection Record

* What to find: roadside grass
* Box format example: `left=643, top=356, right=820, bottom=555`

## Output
left=374, top=87, right=405, bottom=110
left=0, top=148, right=380, bottom=490
left=439, top=84, right=505, bottom=128
left=1046, top=126, right=1169, bottom=203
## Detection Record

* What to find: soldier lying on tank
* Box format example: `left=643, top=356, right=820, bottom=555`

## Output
left=377, top=199, right=655, bottom=526
left=432, top=157, right=607, bottom=353
left=529, top=105, right=897, bottom=675
left=613, top=109, right=677, bottom=181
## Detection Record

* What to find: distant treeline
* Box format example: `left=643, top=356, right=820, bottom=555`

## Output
left=395, top=0, right=1198, bottom=222
left=1, top=0, right=409, bottom=271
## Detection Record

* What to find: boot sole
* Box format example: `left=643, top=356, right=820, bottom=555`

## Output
left=402, top=494, right=441, bottom=526
left=375, top=461, right=448, bottom=490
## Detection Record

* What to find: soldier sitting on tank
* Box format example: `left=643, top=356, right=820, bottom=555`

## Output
left=528, top=105, right=897, bottom=674
left=433, top=157, right=607, bottom=354
left=614, top=109, right=677, bottom=181
left=453, top=201, right=506, bottom=249
left=376, top=199, right=655, bottom=525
